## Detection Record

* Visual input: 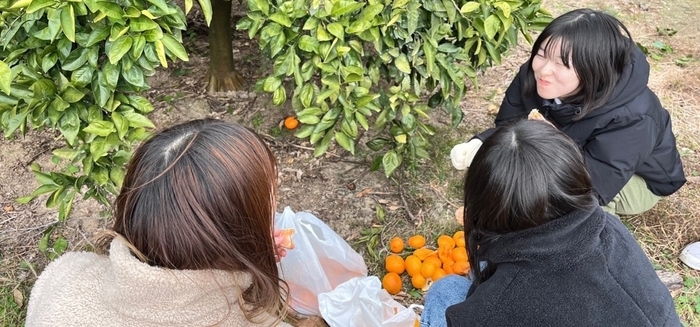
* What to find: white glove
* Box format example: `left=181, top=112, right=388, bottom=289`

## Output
left=450, top=139, right=483, bottom=170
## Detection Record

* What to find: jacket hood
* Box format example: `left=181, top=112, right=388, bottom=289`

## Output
left=478, top=204, right=605, bottom=267
left=596, top=46, right=650, bottom=113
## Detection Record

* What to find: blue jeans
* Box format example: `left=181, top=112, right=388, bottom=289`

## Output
left=420, top=275, right=472, bottom=327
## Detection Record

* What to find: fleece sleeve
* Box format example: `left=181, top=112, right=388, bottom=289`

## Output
left=583, top=116, right=657, bottom=205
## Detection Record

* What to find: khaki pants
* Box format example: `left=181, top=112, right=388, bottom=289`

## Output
left=602, top=175, right=663, bottom=216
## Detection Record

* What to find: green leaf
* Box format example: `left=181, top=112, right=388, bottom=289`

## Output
left=394, top=54, right=411, bottom=74
left=60, top=5, right=76, bottom=42
left=26, top=0, right=54, bottom=13
left=83, top=120, right=116, bottom=137
left=197, top=0, right=212, bottom=25
left=112, top=111, right=129, bottom=139
left=327, top=22, right=345, bottom=40
left=460, top=1, right=479, bottom=13
left=248, top=0, right=269, bottom=16
left=100, top=62, right=118, bottom=89
left=96, top=1, right=124, bottom=20
left=314, top=130, right=334, bottom=157
left=484, top=14, right=501, bottom=40
left=127, top=95, right=155, bottom=114
left=86, top=26, right=110, bottom=47
left=154, top=39, right=167, bottom=68
left=300, top=84, right=314, bottom=108
left=122, top=111, right=155, bottom=128
left=108, top=35, right=133, bottom=64
left=70, top=65, right=94, bottom=87
left=269, top=12, right=292, bottom=27
left=58, top=109, right=80, bottom=145
left=494, top=1, right=510, bottom=18
left=382, top=150, right=401, bottom=177
left=160, top=34, right=189, bottom=61
left=146, top=0, right=169, bottom=13
left=263, top=76, right=282, bottom=92
left=0, top=61, right=10, bottom=95
left=62, top=87, right=85, bottom=103
left=130, top=15, right=159, bottom=32
left=53, top=148, right=81, bottom=160
left=62, top=48, right=88, bottom=71
left=272, top=87, right=286, bottom=106
left=335, top=131, right=355, bottom=154
left=298, top=35, right=319, bottom=53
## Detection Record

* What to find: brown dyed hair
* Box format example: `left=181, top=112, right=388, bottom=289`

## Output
left=111, top=118, right=286, bottom=323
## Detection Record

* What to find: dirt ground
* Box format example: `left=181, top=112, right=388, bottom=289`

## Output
left=2, top=0, right=700, bottom=325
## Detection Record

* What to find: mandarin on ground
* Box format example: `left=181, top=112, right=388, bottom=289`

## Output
left=452, top=247, right=468, bottom=262
left=382, top=272, right=403, bottom=295
left=414, top=248, right=435, bottom=260
left=438, top=246, right=453, bottom=264
left=423, top=256, right=442, bottom=270
left=385, top=254, right=405, bottom=274
left=432, top=268, right=447, bottom=281
left=452, top=260, right=470, bottom=275
left=411, top=273, right=427, bottom=289
left=284, top=116, right=299, bottom=129
left=405, top=255, right=422, bottom=277
left=437, top=235, right=456, bottom=249
left=407, top=235, right=426, bottom=248
left=421, top=262, right=436, bottom=279
left=389, top=237, right=404, bottom=253
left=453, top=231, right=466, bottom=248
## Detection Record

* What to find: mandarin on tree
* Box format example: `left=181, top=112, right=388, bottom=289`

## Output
left=389, top=237, right=405, bottom=253
left=382, top=272, right=403, bottom=295
left=405, top=255, right=422, bottom=277
left=407, top=235, right=426, bottom=248
left=385, top=254, right=406, bottom=274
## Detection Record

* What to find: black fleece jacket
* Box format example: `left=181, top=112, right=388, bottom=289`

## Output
left=475, top=48, right=686, bottom=204
left=445, top=206, right=681, bottom=326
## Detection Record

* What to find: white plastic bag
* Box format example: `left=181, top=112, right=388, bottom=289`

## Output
left=319, top=276, right=422, bottom=327
left=275, top=207, right=368, bottom=316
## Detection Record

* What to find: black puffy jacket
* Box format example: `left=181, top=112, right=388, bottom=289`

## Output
left=476, top=48, right=686, bottom=204
left=445, top=206, right=681, bottom=326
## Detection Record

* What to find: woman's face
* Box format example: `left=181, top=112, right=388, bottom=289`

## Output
left=531, top=38, right=580, bottom=100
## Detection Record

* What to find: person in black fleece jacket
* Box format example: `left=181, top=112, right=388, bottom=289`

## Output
left=422, top=120, right=680, bottom=327
left=449, top=8, right=685, bottom=216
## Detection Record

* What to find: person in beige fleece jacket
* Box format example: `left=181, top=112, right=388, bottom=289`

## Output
left=27, top=119, right=293, bottom=327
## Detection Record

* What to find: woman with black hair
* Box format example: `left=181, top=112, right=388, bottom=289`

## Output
left=450, top=8, right=685, bottom=216
left=422, top=120, right=680, bottom=326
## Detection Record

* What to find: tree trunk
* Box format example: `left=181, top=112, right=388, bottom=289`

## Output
left=206, top=0, right=245, bottom=93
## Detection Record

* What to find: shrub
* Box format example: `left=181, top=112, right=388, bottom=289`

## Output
left=0, top=0, right=210, bottom=248
left=238, top=0, right=551, bottom=176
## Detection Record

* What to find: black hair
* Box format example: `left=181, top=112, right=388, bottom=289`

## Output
left=463, top=120, right=596, bottom=288
left=522, top=8, right=635, bottom=117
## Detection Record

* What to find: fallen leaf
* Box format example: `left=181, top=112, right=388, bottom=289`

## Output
left=377, top=199, right=390, bottom=204
left=455, top=206, right=464, bottom=226
left=355, top=187, right=371, bottom=197
left=388, top=205, right=400, bottom=211
left=3, top=205, right=13, bottom=212
left=13, top=289, right=23, bottom=308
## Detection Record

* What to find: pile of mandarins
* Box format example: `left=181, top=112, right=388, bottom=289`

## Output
left=381, top=232, right=471, bottom=295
